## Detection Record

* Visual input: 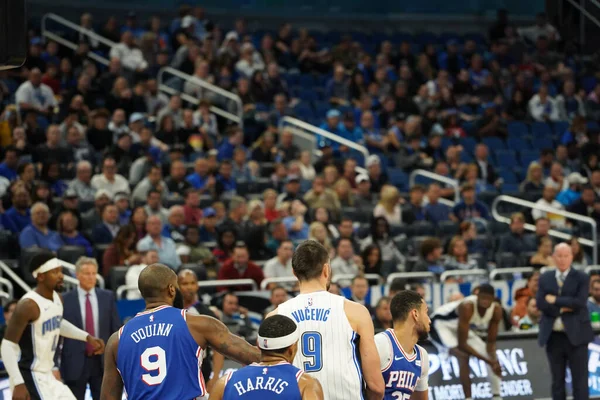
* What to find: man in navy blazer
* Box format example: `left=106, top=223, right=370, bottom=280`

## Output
left=536, top=243, right=594, bottom=400
left=91, top=204, right=120, bottom=245
left=60, top=257, right=121, bottom=400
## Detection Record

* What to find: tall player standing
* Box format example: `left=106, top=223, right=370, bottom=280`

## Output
left=268, top=240, right=385, bottom=400
left=375, top=290, right=430, bottom=400
left=1, top=252, right=105, bottom=400
left=100, top=264, right=261, bottom=400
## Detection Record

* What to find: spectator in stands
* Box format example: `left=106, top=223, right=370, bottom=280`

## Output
left=412, top=237, right=444, bottom=275
left=388, top=278, right=406, bottom=299
left=103, top=224, right=140, bottom=278
left=0, top=300, right=17, bottom=341
left=580, top=153, right=599, bottom=182
left=57, top=210, right=93, bottom=256
left=195, top=207, right=217, bottom=244
left=231, top=147, right=253, bottom=182
left=122, top=250, right=158, bottom=300
left=556, top=79, right=585, bottom=121
left=373, top=185, right=402, bottom=225
left=263, top=286, right=289, bottom=316
left=570, top=236, right=591, bottom=270
left=588, top=279, right=600, bottom=315
left=331, top=238, right=362, bottom=277
left=529, top=236, right=555, bottom=268
left=132, top=164, right=169, bottom=204
left=165, top=160, right=191, bottom=196
left=129, top=205, right=148, bottom=241
left=524, top=217, right=552, bottom=249
left=176, top=226, right=216, bottom=271
left=277, top=175, right=302, bottom=205
left=528, top=84, right=560, bottom=122
left=445, top=236, right=479, bottom=272
left=16, top=163, right=36, bottom=194
left=15, top=68, right=57, bottom=117
left=218, top=243, right=264, bottom=291
left=1, top=187, right=31, bottom=234
left=91, top=156, right=130, bottom=198
left=143, top=189, right=169, bottom=224
left=303, top=175, right=341, bottom=216
left=498, top=212, right=535, bottom=258
left=404, top=185, right=426, bottom=223
left=326, top=64, right=350, bottom=106
left=19, top=202, right=62, bottom=251
left=40, top=160, right=68, bottom=198
left=450, top=183, right=490, bottom=222
left=263, top=240, right=295, bottom=288
left=591, top=170, right=600, bottom=199
left=235, top=42, right=265, bottom=78
left=113, top=192, right=131, bottom=226
left=33, top=125, right=72, bottom=165
left=372, top=296, right=392, bottom=331
left=520, top=161, right=545, bottom=194
left=92, top=204, right=120, bottom=245
left=424, top=183, right=451, bottom=225
left=532, top=186, right=567, bottom=228
left=263, top=189, right=279, bottom=222
left=81, top=189, right=111, bottom=230
left=544, top=162, right=567, bottom=191
left=366, top=155, right=388, bottom=193
left=361, top=244, right=382, bottom=277
left=308, top=222, right=334, bottom=257
left=277, top=128, right=300, bottom=163
left=516, top=297, right=540, bottom=331
left=334, top=217, right=360, bottom=253
left=221, top=292, right=256, bottom=342
left=180, top=189, right=201, bottom=226
left=474, top=144, right=498, bottom=186
left=313, top=207, right=338, bottom=239
left=31, top=180, right=53, bottom=211
left=354, top=174, right=374, bottom=209
left=87, top=109, right=113, bottom=153
left=216, top=195, right=247, bottom=237
left=186, top=158, right=216, bottom=193
left=361, top=217, right=405, bottom=276
left=512, top=271, right=540, bottom=320
left=557, top=172, right=588, bottom=207
left=137, top=214, right=181, bottom=269
left=517, top=12, right=560, bottom=43
left=161, top=206, right=186, bottom=243
left=109, top=31, right=148, bottom=72
left=212, top=227, right=237, bottom=263
left=348, top=275, right=373, bottom=314
left=0, top=146, right=18, bottom=181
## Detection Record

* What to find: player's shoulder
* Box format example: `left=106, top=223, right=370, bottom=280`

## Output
left=415, top=343, right=428, bottom=357
left=374, top=330, right=392, bottom=351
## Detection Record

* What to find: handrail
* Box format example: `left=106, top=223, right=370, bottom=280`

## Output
left=0, top=291, right=11, bottom=302
left=0, top=277, right=14, bottom=299
left=409, top=169, right=460, bottom=202
left=492, top=195, right=598, bottom=264
left=386, top=272, right=436, bottom=285
left=59, top=260, right=106, bottom=289
left=489, top=267, right=535, bottom=280
left=260, top=277, right=298, bottom=290
left=585, top=265, right=600, bottom=275
left=116, top=284, right=138, bottom=299
left=63, top=275, right=80, bottom=289
left=280, top=116, right=370, bottom=161
left=157, top=67, right=243, bottom=128
left=0, top=261, right=31, bottom=293
left=540, top=266, right=557, bottom=274
left=197, top=279, right=257, bottom=291
left=332, top=273, right=381, bottom=285
left=440, top=269, right=488, bottom=282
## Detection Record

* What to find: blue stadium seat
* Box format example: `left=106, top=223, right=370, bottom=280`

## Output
left=507, top=137, right=531, bottom=151
left=494, top=150, right=518, bottom=167
left=314, top=102, right=330, bottom=119
left=460, top=151, right=474, bottom=163
left=387, top=168, right=408, bottom=191
left=461, top=137, right=477, bottom=154
left=298, top=89, right=318, bottom=102
left=482, top=137, right=506, bottom=151
left=587, top=121, right=600, bottom=132
left=293, top=103, right=314, bottom=120
left=531, top=122, right=553, bottom=138
left=502, top=183, right=520, bottom=193
left=553, top=121, right=569, bottom=135
left=499, top=169, right=518, bottom=184
left=519, top=150, right=540, bottom=167
left=582, top=76, right=597, bottom=93
left=298, top=74, right=316, bottom=88
left=531, top=136, right=554, bottom=150
left=507, top=121, right=529, bottom=138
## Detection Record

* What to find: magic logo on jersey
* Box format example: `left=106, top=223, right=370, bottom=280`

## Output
left=41, top=315, right=61, bottom=335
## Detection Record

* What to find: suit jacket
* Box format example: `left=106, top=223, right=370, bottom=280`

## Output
left=536, top=268, right=594, bottom=347
left=60, top=288, right=121, bottom=381
left=476, top=161, right=498, bottom=185
left=92, top=223, right=115, bottom=245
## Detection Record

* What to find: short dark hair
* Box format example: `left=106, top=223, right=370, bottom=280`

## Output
left=147, top=189, right=161, bottom=198
left=420, top=237, right=442, bottom=258
left=4, top=300, right=18, bottom=313
left=389, top=278, right=406, bottom=294
left=390, top=290, right=423, bottom=322
left=376, top=296, right=390, bottom=309
left=541, top=148, right=554, bottom=157
left=258, top=315, right=297, bottom=353
left=270, top=286, right=287, bottom=295
left=292, top=240, right=329, bottom=281
left=29, top=250, right=58, bottom=274
left=477, top=283, right=495, bottom=296
left=410, top=184, right=425, bottom=193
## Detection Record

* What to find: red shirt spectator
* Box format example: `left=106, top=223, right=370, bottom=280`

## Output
left=183, top=189, right=203, bottom=225
left=218, top=245, right=264, bottom=291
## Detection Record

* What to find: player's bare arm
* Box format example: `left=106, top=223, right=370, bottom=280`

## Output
left=205, top=374, right=227, bottom=400
left=485, top=306, right=503, bottom=376
left=187, top=314, right=261, bottom=365
left=457, top=302, right=493, bottom=364
left=298, top=373, right=325, bottom=400
left=207, top=351, right=226, bottom=392
left=345, top=300, right=385, bottom=400
left=2, top=298, right=39, bottom=400
left=411, top=389, right=429, bottom=400
left=100, top=332, right=124, bottom=400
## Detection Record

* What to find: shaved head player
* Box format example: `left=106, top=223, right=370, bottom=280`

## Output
left=100, top=264, right=261, bottom=399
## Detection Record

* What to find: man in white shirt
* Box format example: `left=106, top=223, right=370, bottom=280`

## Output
left=331, top=238, right=363, bottom=277
left=91, top=157, right=130, bottom=198
left=528, top=85, right=560, bottom=122
left=532, top=185, right=567, bottom=228
left=263, top=240, right=295, bottom=288
left=15, top=68, right=57, bottom=116
left=108, top=31, right=148, bottom=72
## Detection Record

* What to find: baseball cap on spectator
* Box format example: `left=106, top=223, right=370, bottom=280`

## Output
left=482, top=102, right=496, bottom=110
left=430, top=124, right=445, bottom=136
left=225, top=31, right=239, bottom=41
left=30, top=37, right=43, bottom=46
left=169, top=143, right=186, bottom=154
left=356, top=174, right=370, bottom=184
left=181, top=15, right=196, bottom=29
left=395, top=112, right=407, bottom=122
left=286, top=175, right=300, bottom=184
left=203, top=207, right=216, bottom=217
left=568, top=172, right=588, bottom=185
left=63, top=189, right=78, bottom=199
left=95, top=189, right=112, bottom=201
left=114, top=192, right=129, bottom=202
left=326, top=109, right=341, bottom=119
left=117, top=132, right=131, bottom=141
left=129, top=113, right=145, bottom=124
left=366, top=155, right=380, bottom=167
left=208, top=149, right=219, bottom=157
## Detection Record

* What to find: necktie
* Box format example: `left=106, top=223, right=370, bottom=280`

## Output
left=85, top=293, right=95, bottom=356
left=557, top=273, right=566, bottom=294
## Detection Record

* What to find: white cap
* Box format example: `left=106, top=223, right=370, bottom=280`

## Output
left=355, top=174, right=370, bottom=184
left=181, top=15, right=196, bottom=29
left=225, top=31, right=239, bottom=41
left=366, top=154, right=380, bottom=167
left=568, top=172, right=588, bottom=185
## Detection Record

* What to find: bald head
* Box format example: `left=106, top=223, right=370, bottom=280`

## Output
left=553, top=242, right=573, bottom=272
left=177, top=268, right=198, bottom=283
left=138, top=263, right=177, bottom=301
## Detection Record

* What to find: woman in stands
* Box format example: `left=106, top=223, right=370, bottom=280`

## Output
left=57, top=210, right=93, bottom=256
left=308, top=221, right=334, bottom=258
left=313, top=207, right=339, bottom=240
left=458, top=221, right=485, bottom=255
left=243, top=199, right=272, bottom=261
left=31, top=181, right=54, bottom=213
left=504, top=90, right=528, bottom=120
left=373, top=185, right=402, bottom=225
left=529, top=236, right=555, bottom=269
left=361, top=244, right=382, bottom=277
left=520, top=161, right=544, bottom=194
left=213, top=228, right=238, bottom=264
left=263, top=189, right=280, bottom=222
left=130, top=206, right=148, bottom=240
left=333, top=179, right=355, bottom=208
left=445, top=236, right=479, bottom=274
left=40, top=160, right=68, bottom=198
left=102, top=224, right=141, bottom=278
left=361, top=216, right=406, bottom=277
left=570, top=236, right=591, bottom=270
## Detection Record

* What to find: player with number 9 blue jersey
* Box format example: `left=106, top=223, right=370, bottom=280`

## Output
left=117, top=305, right=206, bottom=399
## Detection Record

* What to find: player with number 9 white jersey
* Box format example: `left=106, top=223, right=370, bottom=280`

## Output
left=269, top=241, right=385, bottom=400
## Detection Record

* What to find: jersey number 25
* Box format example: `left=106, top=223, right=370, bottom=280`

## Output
left=140, top=346, right=167, bottom=385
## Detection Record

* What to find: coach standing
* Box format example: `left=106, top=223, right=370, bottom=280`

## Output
left=537, top=243, right=594, bottom=400
left=60, top=257, right=121, bottom=400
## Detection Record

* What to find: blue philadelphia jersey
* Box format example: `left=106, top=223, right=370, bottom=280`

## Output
left=377, top=329, right=427, bottom=400
left=223, top=362, right=303, bottom=400
left=117, top=305, right=206, bottom=399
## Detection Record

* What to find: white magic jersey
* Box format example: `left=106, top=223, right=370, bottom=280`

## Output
left=18, top=291, right=63, bottom=373
left=277, top=291, right=364, bottom=400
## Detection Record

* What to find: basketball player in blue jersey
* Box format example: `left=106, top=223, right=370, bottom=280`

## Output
left=210, top=315, right=324, bottom=400
left=100, top=264, right=261, bottom=400
left=375, top=290, right=430, bottom=400
left=1, top=252, right=105, bottom=400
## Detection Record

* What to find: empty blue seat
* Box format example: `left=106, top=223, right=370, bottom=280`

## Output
left=298, top=74, right=315, bottom=87
left=483, top=137, right=506, bottom=150
left=587, top=121, right=600, bottom=132
left=508, top=121, right=529, bottom=137
left=494, top=150, right=518, bottom=167
left=298, top=89, right=318, bottom=102
left=553, top=121, right=569, bottom=135
left=507, top=137, right=531, bottom=151
left=460, top=151, right=473, bottom=163
left=499, top=169, right=518, bottom=184
left=461, top=137, right=477, bottom=154
left=387, top=168, right=408, bottom=191
left=519, top=150, right=540, bottom=167
left=502, top=183, right=520, bottom=193
left=531, top=136, right=554, bottom=150
left=293, top=103, right=314, bottom=120
left=531, top=122, right=553, bottom=138
left=313, top=102, right=330, bottom=119
left=582, top=76, right=597, bottom=93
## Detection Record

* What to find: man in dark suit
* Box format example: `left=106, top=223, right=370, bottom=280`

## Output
left=60, top=257, right=121, bottom=399
left=91, top=204, right=120, bottom=245
left=536, top=243, right=594, bottom=400
left=474, top=143, right=498, bottom=185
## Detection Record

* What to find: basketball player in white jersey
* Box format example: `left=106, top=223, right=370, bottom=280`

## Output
left=267, top=240, right=385, bottom=400
left=429, top=284, right=503, bottom=400
left=1, top=252, right=105, bottom=400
